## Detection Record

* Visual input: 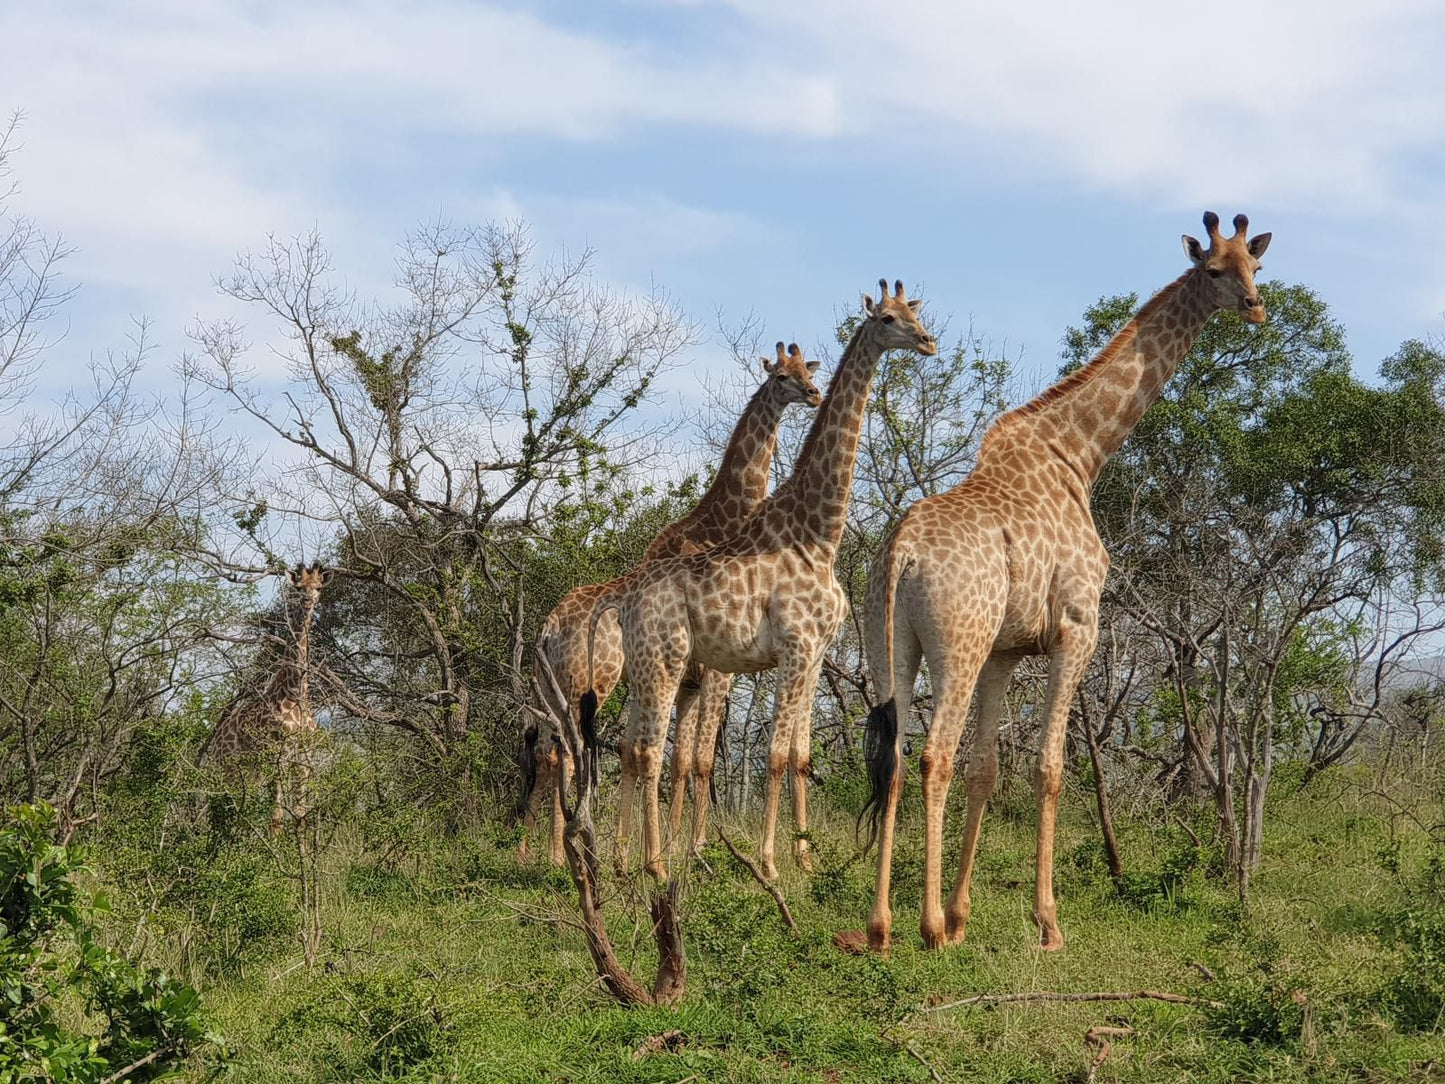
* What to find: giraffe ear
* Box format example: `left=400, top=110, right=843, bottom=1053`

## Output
left=319, top=568, right=335, bottom=586
left=806, top=358, right=821, bottom=373
left=907, top=298, right=922, bottom=312
left=861, top=293, right=876, bottom=315
left=1248, top=232, right=1272, bottom=258
left=1182, top=234, right=1207, bottom=267
left=760, top=356, right=776, bottom=374
left=284, top=567, right=300, bottom=588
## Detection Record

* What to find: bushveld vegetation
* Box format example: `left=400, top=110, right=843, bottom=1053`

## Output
left=2, top=121, right=1445, bottom=1081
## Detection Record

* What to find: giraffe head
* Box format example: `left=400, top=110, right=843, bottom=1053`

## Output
left=1181, top=211, right=1272, bottom=324
left=861, top=279, right=938, bottom=355
left=761, top=341, right=824, bottom=408
left=283, top=561, right=334, bottom=607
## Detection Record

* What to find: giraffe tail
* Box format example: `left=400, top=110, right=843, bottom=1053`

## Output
left=578, top=583, right=623, bottom=788
left=858, top=531, right=913, bottom=852
left=514, top=718, right=541, bottom=825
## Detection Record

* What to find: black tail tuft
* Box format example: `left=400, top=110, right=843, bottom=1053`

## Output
left=578, top=689, right=600, bottom=786
left=513, top=721, right=540, bottom=824
left=857, top=699, right=899, bottom=853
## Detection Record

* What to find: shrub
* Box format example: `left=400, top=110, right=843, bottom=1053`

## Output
left=0, top=802, right=223, bottom=1082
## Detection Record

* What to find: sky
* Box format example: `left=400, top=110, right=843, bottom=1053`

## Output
left=5, top=0, right=1445, bottom=429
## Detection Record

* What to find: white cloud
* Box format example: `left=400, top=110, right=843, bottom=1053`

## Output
left=715, top=0, right=1445, bottom=212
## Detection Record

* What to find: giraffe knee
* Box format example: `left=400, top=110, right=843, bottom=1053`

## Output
left=1035, top=758, right=1063, bottom=799
left=635, top=745, right=663, bottom=780
left=966, top=752, right=998, bottom=798
left=920, top=749, right=953, bottom=786
left=767, top=749, right=788, bottom=777
left=694, top=750, right=716, bottom=780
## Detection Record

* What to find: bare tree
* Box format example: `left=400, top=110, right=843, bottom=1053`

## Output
left=187, top=221, right=697, bottom=790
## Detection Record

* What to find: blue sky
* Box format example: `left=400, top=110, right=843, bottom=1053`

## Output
left=5, top=0, right=1445, bottom=422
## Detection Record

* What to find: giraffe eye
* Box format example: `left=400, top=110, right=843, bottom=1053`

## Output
left=881, top=314, right=896, bottom=324
left=1207, top=269, right=1222, bottom=279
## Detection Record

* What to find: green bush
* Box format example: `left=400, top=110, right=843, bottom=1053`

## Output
left=271, top=973, right=453, bottom=1077
left=0, top=802, right=223, bottom=1082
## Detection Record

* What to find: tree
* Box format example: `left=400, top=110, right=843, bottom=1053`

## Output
left=1074, top=283, right=1445, bottom=900
left=188, top=222, right=697, bottom=802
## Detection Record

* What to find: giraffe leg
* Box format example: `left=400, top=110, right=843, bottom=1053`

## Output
left=270, top=772, right=285, bottom=838
left=759, top=649, right=815, bottom=882
left=517, top=745, right=551, bottom=862
left=943, top=655, right=1018, bottom=944
left=688, top=669, right=731, bottom=857
left=633, top=658, right=687, bottom=883
left=919, top=650, right=986, bottom=950
left=614, top=746, right=637, bottom=874
left=550, top=748, right=571, bottom=867
left=865, top=639, right=922, bottom=955
left=666, top=672, right=700, bottom=855
left=788, top=659, right=825, bottom=873
left=1032, top=619, right=1096, bottom=951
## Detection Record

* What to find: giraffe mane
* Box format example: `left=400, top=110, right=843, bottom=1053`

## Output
left=984, top=270, right=1192, bottom=446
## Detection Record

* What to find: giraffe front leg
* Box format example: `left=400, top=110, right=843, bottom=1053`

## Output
left=688, top=669, right=731, bottom=857
left=614, top=739, right=638, bottom=875
left=550, top=748, right=571, bottom=867
left=788, top=661, right=824, bottom=874
left=666, top=674, right=700, bottom=855
left=1032, top=624, right=1095, bottom=952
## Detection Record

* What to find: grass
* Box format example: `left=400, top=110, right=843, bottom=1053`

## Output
left=129, top=765, right=1445, bottom=1082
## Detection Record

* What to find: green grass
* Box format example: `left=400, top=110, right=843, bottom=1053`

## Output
left=132, top=767, right=1445, bottom=1082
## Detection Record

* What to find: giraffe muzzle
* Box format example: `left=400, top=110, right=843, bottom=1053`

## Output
left=1239, top=298, right=1266, bottom=324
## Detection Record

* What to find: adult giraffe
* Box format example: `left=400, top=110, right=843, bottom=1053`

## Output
left=517, top=343, right=823, bottom=863
left=859, top=213, right=1271, bottom=953
left=582, top=280, right=937, bottom=882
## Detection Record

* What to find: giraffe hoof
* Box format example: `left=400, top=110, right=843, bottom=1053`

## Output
left=920, top=923, right=947, bottom=951
left=1038, top=928, right=1066, bottom=952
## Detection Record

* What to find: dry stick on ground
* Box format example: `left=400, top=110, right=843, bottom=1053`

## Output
left=715, top=826, right=798, bottom=935
left=1084, top=1026, right=1134, bottom=1084
left=539, top=653, right=686, bottom=1007
left=922, top=989, right=1222, bottom=1014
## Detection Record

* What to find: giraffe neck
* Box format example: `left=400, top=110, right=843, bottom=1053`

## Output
left=1001, top=269, right=1213, bottom=485
left=293, top=596, right=317, bottom=716
left=765, top=320, right=886, bottom=553
left=686, top=378, right=790, bottom=532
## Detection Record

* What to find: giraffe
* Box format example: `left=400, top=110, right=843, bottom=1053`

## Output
left=581, top=280, right=937, bottom=882
left=517, top=343, right=823, bottom=864
left=856, top=213, right=1271, bottom=954
left=202, top=561, right=334, bottom=836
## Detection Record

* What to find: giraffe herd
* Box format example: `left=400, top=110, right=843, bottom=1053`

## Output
left=212, top=212, right=1271, bottom=955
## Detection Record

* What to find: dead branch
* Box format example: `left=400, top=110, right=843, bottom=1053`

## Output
left=716, top=826, right=798, bottom=935
left=922, top=989, right=1221, bottom=1014
left=552, top=675, right=685, bottom=1007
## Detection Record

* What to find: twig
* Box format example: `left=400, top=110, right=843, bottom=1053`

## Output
left=881, top=1027, right=943, bottom=1083
left=922, top=989, right=1221, bottom=1014
left=1084, top=1025, right=1133, bottom=1083
left=99, top=1046, right=171, bottom=1084
left=1188, top=961, right=1217, bottom=982
left=716, top=826, right=798, bottom=935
